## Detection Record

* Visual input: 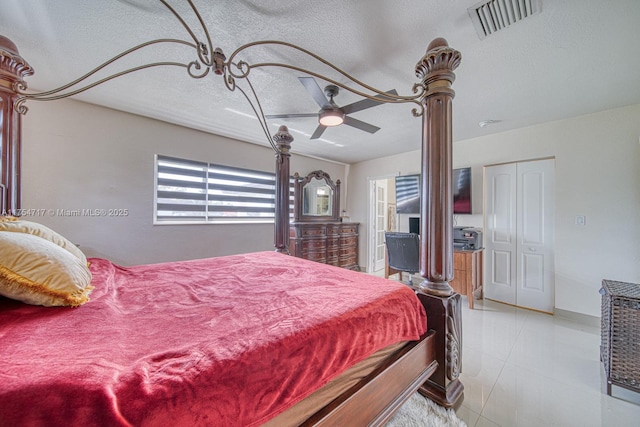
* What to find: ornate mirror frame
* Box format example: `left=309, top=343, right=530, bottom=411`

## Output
left=293, top=170, right=341, bottom=222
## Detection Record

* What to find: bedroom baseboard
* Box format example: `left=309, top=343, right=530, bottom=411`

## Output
left=553, top=308, right=600, bottom=328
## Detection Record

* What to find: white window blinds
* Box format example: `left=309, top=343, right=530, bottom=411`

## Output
left=155, top=155, right=293, bottom=224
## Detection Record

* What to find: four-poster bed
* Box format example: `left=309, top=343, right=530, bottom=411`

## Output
left=0, top=2, right=463, bottom=425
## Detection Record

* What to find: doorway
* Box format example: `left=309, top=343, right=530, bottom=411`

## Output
left=367, top=175, right=396, bottom=273
left=484, top=158, right=556, bottom=313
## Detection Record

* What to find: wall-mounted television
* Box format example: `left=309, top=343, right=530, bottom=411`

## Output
left=453, top=167, right=472, bottom=214
left=395, top=167, right=472, bottom=215
left=395, top=174, right=420, bottom=214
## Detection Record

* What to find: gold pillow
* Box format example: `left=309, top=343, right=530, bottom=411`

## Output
left=0, top=218, right=87, bottom=263
left=0, top=232, right=93, bottom=307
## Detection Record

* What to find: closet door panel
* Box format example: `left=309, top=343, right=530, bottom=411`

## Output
left=516, top=159, right=555, bottom=312
left=484, top=164, right=517, bottom=305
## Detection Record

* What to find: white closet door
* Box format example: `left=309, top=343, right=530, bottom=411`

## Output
left=516, top=159, right=555, bottom=313
left=484, top=159, right=555, bottom=312
left=484, top=163, right=518, bottom=305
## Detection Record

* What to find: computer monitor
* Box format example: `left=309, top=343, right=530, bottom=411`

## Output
left=409, top=217, right=419, bottom=235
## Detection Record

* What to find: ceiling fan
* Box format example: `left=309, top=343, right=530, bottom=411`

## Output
left=266, top=77, right=398, bottom=140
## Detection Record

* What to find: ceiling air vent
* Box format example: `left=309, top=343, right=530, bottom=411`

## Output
left=468, top=0, right=542, bottom=39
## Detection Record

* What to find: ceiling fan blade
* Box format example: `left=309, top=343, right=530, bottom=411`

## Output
left=310, top=125, right=327, bottom=139
left=298, top=77, right=331, bottom=109
left=343, top=116, right=380, bottom=134
left=341, top=89, right=398, bottom=115
left=265, top=113, right=319, bottom=119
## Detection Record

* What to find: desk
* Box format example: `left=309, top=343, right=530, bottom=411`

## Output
left=385, top=249, right=483, bottom=309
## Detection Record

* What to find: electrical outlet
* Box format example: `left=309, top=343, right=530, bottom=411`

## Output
left=575, top=215, right=586, bottom=226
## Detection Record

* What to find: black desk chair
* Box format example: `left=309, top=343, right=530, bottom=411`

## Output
left=384, top=232, right=420, bottom=286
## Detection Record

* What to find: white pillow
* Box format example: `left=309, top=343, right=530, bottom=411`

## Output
left=0, top=217, right=87, bottom=263
left=0, top=232, right=93, bottom=307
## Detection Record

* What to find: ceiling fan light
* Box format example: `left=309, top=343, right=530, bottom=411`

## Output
left=319, top=110, right=344, bottom=127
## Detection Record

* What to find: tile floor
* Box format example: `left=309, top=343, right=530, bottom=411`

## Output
left=378, top=272, right=640, bottom=426
left=454, top=298, right=640, bottom=427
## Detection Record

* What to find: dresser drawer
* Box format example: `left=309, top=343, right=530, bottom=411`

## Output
left=339, top=235, right=358, bottom=247
left=340, top=224, right=358, bottom=235
left=304, top=251, right=327, bottom=263
left=327, top=247, right=340, bottom=259
left=300, top=226, right=326, bottom=237
left=339, top=254, right=358, bottom=267
left=339, top=246, right=357, bottom=257
left=301, top=239, right=326, bottom=251
left=326, top=225, right=341, bottom=236
left=327, top=256, right=340, bottom=267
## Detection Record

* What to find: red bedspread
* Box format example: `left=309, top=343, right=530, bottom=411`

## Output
left=0, top=251, right=427, bottom=426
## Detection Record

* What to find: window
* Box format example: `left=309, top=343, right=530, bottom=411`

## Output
left=155, top=155, right=293, bottom=224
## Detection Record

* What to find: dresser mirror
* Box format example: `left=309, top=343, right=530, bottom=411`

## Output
left=294, top=170, right=340, bottom=222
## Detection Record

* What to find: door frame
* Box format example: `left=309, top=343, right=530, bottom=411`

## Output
left=367, top=173, right=398, bottom=273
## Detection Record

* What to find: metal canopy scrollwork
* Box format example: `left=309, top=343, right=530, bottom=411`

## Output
left=13, top=0, right=426, bottom=155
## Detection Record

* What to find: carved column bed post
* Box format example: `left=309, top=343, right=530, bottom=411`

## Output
left=273, top=125, right=293, bottom=254
left=0, top=36, right=33, bottom=214
left=415, top=38, right=464, bottom=408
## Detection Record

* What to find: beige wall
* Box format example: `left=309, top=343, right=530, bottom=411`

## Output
left=21, top=99, right=346, bottom=266
left=348, top=104, right=640, bottom=317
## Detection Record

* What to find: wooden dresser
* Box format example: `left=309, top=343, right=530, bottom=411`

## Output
left=290, top=222, right=360, bottom=271
left=289, top=170, right=359, bottom=270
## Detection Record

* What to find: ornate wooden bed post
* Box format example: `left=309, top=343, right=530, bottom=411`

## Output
left=0, top=36, right=33, bottom=214
left=273, top=125, right=293, bottom=254
left=415, top=37, right=464, bottom=408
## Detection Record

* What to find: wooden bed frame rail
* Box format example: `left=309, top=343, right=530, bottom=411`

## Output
left=301, top=292, right=463, bottom=425
left=306, top=330, right=438, bottom=426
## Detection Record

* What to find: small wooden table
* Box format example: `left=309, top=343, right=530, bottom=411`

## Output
left=385, top=249, right=483, bottom=309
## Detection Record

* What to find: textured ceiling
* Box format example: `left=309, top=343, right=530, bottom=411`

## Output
left=1, top=0, right=640, bottom=164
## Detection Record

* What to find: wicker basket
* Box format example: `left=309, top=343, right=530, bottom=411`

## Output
left=600, top=280, right=640, bottom=396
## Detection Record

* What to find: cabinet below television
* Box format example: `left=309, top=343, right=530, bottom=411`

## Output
left=289, top=222, right=360, bottom=271
left=450, top=249, right=483, bottom=310
left=384, top=247, right=483, bottom=309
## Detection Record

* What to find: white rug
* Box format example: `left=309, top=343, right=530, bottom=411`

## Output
left=386, top=393, right=467, bottom=427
